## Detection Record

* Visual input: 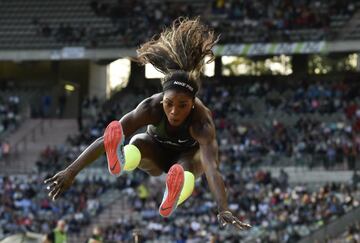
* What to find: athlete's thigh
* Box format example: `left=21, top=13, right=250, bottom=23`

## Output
left=130, top=133, right=169, bottom=176
left=177, top=148, right=204, bottom=178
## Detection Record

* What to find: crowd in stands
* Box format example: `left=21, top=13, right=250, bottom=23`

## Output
left=0, top=95, right=20, bottom=160
left=0, top=174, right=110, bottom=240
left=101, top=166, right=360, bottom=242
left=30, top=0, right=358, bottom=47
left=211, top=0, right=356, bottom=42
left=35, top=88, right=155, bottom=174
left=3, top=77, right=360, bottom=241
left=34, top=80, right=360, bottom=174
left=0, top=95, right=20, bottom=135
left=201, top=80, right=360, bottom=170
left=32, top=78, right=360, bottom=242
left=203, top=80, right=360, bottom=115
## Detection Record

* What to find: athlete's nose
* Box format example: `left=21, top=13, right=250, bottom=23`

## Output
left=170, top=107, right=178, bottom=117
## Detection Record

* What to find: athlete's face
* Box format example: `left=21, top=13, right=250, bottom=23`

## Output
left=162, top=90, right=194, bottom=127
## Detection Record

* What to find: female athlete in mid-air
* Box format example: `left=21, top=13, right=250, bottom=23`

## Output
left=45, top=17, right=251, bottom=230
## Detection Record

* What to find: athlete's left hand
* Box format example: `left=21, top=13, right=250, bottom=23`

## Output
left=217, top=210, right=252, bottom=230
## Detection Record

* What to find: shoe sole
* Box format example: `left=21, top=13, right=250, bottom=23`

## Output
left=104, top=121, right=125, bottom=176
left=159, top=164, right=184, bottom=217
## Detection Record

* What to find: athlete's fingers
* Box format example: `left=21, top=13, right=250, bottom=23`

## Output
left=44, top=176, right=57, bottom=184
left=217, top=214, right=227, bottom=228
left=48, top=182, right=62, bottom=198
left=53, top=185, right=67, bottom=201
left=239, top=222, right=252, bottom=229
left=234, top=221, right=250, bottom=230
left=46, top=182, right=57, bottom=191
left=47, top=179, right=62, bottom=193
left=232, top=218, right=251, bottom=230
left=48, top=187, right=58, bottom=198
left=52, top=188, right=62, bottom=201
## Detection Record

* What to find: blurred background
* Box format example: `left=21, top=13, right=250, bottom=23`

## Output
left=0, top=0, right=360, bottom=242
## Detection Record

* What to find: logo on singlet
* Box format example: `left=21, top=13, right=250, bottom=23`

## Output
left=178, top=139, right=189, bottom=143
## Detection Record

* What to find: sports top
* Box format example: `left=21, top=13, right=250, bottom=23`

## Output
left=147, top=111, right=198, bottom=150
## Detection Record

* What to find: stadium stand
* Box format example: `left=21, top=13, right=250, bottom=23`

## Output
left=99, top=167, right=360, bottom=243
left=209, top=0, right=359, bottom=43
left=0, top=80, right=359, bottom=242
left=1, top=0, right=360, bottom=242
left=0, top=174, right=112, bottom=240
left=0, top=0, right=359, bottom=49
left=4, top=80, right=357, bottom=242
left=0, top=94, right=19, bottom=161
left=30, top=79, right=360, bottom=175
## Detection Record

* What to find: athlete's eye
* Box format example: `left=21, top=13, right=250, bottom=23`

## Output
left=164, top=101, right=173, bottom=107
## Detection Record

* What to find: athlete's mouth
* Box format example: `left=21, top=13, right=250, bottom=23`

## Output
left=169, top=118, right=180, bottom=124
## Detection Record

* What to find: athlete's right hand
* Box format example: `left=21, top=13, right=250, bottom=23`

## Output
left=44, top=169, right=75, bottom=201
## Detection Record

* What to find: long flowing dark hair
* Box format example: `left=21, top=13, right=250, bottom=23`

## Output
left=136, top=17, right=219, bottom=89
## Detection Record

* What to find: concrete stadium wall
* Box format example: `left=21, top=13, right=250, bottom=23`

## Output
left=0, top=40, right=359, bottom=61
left=89, top=62, right=107, bottom=100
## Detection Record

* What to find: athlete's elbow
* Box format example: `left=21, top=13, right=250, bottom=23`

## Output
left=204, top=165, right=221, bottom=179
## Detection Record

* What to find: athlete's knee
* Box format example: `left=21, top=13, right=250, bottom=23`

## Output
left=130, top=133, right=146, bottom=145
left=129, top=133, right=163, bottom=176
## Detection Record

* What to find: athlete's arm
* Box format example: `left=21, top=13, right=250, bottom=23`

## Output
left=190, top=109, right=228, bottom=211
left=44, top=94, right=162, bottom=200
left=120, top=93, right=162, bottom=137
left=66, top=93, right=161, bottom=176
left=190, top=107, right=251, bottom=230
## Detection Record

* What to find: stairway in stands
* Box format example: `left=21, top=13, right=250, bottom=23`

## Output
left=0, top=118, right=78, bottom=174
left=69, top=188, right=131, bottom=243
left=338, top=5, right=360, bottom=40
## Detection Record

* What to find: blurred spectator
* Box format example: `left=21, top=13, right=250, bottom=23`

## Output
left=353, top=171, right=360, bottom=189
left=1, top=140, right=10, bottom=159
left=87, top=226, right=103, bottom=243
left=57, top=93, right=67, bottom=118
left=41, top=95, right=52, bottom=118
left=43, top=219, right=67, bottom=243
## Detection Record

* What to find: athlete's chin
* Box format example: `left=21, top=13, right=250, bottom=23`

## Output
left=169, top=119, right=182, bottom=127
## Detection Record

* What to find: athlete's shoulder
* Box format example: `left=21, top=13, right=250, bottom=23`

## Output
left=146, top=93, right=163, bottom=106
left=193, top=97, right=213, bottom=121
left=138, top=93, right=162, bottom=111
left=134, top=93, right=163, bottom=120
left=190, top=98, right=215, bottom=143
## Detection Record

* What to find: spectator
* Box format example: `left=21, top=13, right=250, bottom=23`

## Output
left=87, top=226, right=103, bottom=243
left=43, top=220, right=67, bottom=243
left=1, top=140, right=10, bottom=159
left=41, top=95, right=52, bottom=118
left=57, top=93, right=66, bottom=118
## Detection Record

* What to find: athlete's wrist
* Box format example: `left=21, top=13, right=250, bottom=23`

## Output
left=217, top=204, right=229, bottom=213
left=65, top=166, right=78, bottom=178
